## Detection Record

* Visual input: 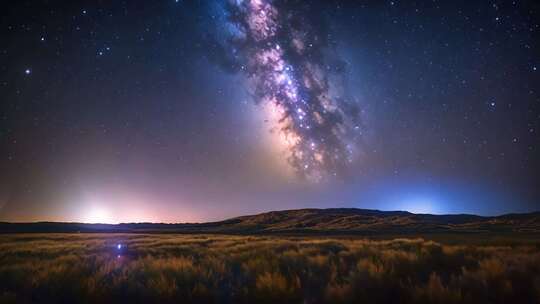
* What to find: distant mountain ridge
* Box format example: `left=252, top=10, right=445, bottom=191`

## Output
left=1, top=208, right=540, bottom=234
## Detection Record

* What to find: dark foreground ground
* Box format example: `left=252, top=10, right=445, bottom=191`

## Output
left=1, top=233, right=540, bottom=304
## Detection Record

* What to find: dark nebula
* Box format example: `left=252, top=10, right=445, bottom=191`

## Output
left=211, top=0, right=363, bottom=181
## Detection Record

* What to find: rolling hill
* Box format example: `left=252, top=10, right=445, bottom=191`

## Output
left=1, top=208, right=540, bottom=234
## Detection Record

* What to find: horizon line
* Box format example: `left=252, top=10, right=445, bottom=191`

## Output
left=1, top=207, right=539, bottom=225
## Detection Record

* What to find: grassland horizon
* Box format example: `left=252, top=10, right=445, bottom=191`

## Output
left=3, top=208, right=540, bottom=235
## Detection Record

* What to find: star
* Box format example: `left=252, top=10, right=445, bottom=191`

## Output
left=24, top=69, right=31, bottom=75
left=219, top=0, right=362, bottom=180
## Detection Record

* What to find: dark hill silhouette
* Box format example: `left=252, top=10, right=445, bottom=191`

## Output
left=1, top=208, right=540, bottom=234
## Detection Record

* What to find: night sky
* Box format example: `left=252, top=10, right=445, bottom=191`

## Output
left=1, top=0, right=539, bottom=223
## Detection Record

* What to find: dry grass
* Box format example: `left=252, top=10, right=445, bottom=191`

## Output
left=0, top=233, right=539, bottom=303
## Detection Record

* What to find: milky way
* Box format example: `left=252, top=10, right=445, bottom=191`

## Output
left=214, top=0, right=363, bottom=181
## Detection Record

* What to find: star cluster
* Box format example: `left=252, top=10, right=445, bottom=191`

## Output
left=215, top=0, right=362, bottom=181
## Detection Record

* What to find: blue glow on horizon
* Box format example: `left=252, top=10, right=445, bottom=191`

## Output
left=348, top=176, right=524, bottom=216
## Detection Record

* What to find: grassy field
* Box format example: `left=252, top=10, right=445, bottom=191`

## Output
left=1, top=234, right=540, bottom=303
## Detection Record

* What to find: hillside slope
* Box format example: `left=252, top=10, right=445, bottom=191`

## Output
left=1, top=208, right=540, bottom=234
